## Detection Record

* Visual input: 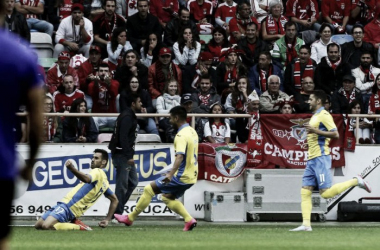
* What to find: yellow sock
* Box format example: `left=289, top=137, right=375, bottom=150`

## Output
left=129, top=185, right=155, bottom=221
left=301, top=188, right=312, bottom=227
left=53, top=223, right=80, bottom=230
left=321, top=179, right=358, bottom=199
left=162, top=196, right=192, bottom=222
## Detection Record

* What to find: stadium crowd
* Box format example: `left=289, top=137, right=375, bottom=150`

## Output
left=5, top=0, right=380, bottom=144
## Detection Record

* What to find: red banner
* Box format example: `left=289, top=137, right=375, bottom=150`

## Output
left=259, top=114, right=346, bottom=168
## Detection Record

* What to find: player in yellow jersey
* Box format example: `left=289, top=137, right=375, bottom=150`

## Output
left=115, top=106, right=199, bottom=231
left=35, top=149, right=118, bottom=231
left=290, top=90, right=371, bottom=232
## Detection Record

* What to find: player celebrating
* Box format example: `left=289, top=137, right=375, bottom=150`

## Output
left=35, top=149, right=118, bottom=231
left=114, top=106, right=198, bottom=231
left=291, top=90, right=371, bottom=232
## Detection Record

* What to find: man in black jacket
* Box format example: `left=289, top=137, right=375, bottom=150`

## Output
left=237, top=22, right=270, bottom=68
left=126, top=0, right=162, bottom=51
left=164, top=7, right=198, bottom=47
left=3, top=0, right=30, bottom=42
left=341, top=24, right=375, bottom=69
left=111, top=94, right=141, bottom=220
left=331, top=74, right=363, bottom=114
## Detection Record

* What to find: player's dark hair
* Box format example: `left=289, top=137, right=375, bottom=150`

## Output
left=312, top=90, right=327, bottom=105
left=94, top=148, right=109, bottom=165
left=170, top=106, right=187, bottom=121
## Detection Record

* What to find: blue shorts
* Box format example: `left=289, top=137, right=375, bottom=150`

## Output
left=302, top=155, right=332, bottom=190
left=155, top=176, right=193, bottom=199
left=41, top=202, right=75, bottom=223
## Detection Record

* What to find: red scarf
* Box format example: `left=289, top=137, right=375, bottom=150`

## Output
left=339, top=88, right=356, bottom=103
left=285, top=38, right=298, bottom=66
left=265, top=14, right=287, bottom=35
left=360, top=65, right=375, bottom=82
left=224, top=66, right=238, bottom=83
left=198, top=93, right=211, bottom=105
left=294, top=58, right=314, bottom=91
left=326, top=57, right=341, bottom=70
left=343, top=114, right=356, bottom=151
left=259, top=66, right=272, bottom=92
left=99, top=14, right=118, bottom=41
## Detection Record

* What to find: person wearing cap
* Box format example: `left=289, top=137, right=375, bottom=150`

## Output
left=351, top=51, right=380, bottom=113
left=47, top=51, right=79, bottom=94
left=331, top=74, right=363, bottom=114
left=237, top=22, right=270, bottom=68
left=259, top=75, right=290, bottom=114
left=15, top=0, right=54, bottom=37
left=148, top=47, right=182, bottom=99
left=54, top=3, right=94, bottom=58
left=93, top=0, right=126, bottom=59
left=77, top=45, right=103, bottom=93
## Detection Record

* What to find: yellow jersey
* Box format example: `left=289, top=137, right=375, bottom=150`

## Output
left=307, top=107, right=337, bottom=160
left=174, top=124, right=199, bottom=184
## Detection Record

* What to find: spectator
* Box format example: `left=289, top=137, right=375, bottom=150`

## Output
left=192, top=74, right=221, bottom=113
left=88, top=63, right=119, bottom=113
left=53, top=74, right=85, bottom=112
left=285, top=0, right=319, bottom=32
left=3, top=0, right=30, bottom=42
left=315, top=43, right=352, bottom=95
left=187, top=0, right=212, bottom=24
left=261, top=0, right=287, bottom=47
left=311, top=23, right=333, bottom=64
left=318, top=0, right=352, bottom=34
left=205, top=27, right=230, bottom=63
left=93, top=0, right=126, bottom=59
left=164, top=7, right=198, bottom=47
left=228, top=1, right=259, bottom=44
left=363, top=3, right=380, bottom=49
left=272, top=21, right=305, bottom=68
left=348, top=99, right=372, bottom=144
left=215, top=47, right=247, bottom=103
left=248, top=51, right=283, bottom=96
left=114, top=49, right=149, bottom=91
left=214, top=0, right=236, bottom=30
left=150, top=0, right=179, bottom=28
left=119, top=76, right=159, bottom=135
left=284, top=45, right=317, bottom=96
left=352, top=51, right=380, bottom=113
left=294, top=76, right=314, bottom=113
left=156, top=79, right=181, bottom=140
left=107, top=27, right=133, bottom=71
left=15, top=0, right=53, bottom=36
left=237, top=21, right=270, bottom=68
left=148, top=47, right=182, bottom=99
left=277, top=97, right=296, bottom=114
left=45, top=0, right=73, bottom=31
left=259, top=75, right=290, bottom=113
left=126, top=0, right=162, bottom=51
left=350, top=0, right=376, bottom=26
left=47, top=51, right=79, bottom=94
left=62, top=98, right=98, bottom=142
left=204, top=102, right=230, bottom=143
left=42, top=95, right=58, bottom=142
left=116, top=0, right=138, bottom=19
left=368, top=74, right=380, bottom=143
left=172, top=27, right=201, bottom=66
left=341, top=24, right=375, bottom=69
left=251, top=0, right=271, bottom=23
left=54, top=3, right=93, bottom=58
left=77, top=45, right=103, bottom=94
left=332, top=74, right=363, bottom=114
left=140, top=32, right=164, bottom=67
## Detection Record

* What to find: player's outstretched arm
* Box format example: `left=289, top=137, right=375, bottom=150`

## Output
left=65, top=160, right=91, bottom=183
left=99, top=193, right=118, bottom=228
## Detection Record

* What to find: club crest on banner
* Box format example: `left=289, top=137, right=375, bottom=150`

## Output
left=272, top=118, right=310, bottom=149
left=215, top=145, right=246, bottom=177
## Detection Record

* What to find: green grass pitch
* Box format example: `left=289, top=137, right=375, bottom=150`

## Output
left=10, top=221, right=380, bottom=250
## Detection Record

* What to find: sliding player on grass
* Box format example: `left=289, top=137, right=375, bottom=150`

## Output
left=35, top=149, right=118, bottom=231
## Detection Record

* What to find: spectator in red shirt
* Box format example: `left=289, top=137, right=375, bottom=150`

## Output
left=318, top=0, right=353, bottom=34
left=77, top=45, right=103, bottom=93
left=205, top=26, right=231, bottom=62
left=214, top=0, right=236, bottom=31
left=150, top=0, right=179, bottom=28
left=363, top=2, right=380, bottom=49
left=285, top=0, right=319, bottom=32
left=261, top=0, right=288, bottom=47
left=53, top=74, right=85, bottom=112
left=350, top=0, right=376, bottom=26
left=187, top=0, right=212, bottom=24
left=229, top=1, right=259, bottom=44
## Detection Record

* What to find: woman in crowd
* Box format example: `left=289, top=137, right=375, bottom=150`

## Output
left=261, top=0, right=287, bottom=47
left=119, top=76, right=158, bottom=135
left=311, top=23, right=333, bottom=64
left=107, top=27, right=133, bottom=71
left=205, top=27, right=230, bottom=63
left=43, top=95, right=59, bottom=142
left=348, top=100, right=372, bottom=144
left=172, top=27, right=201, bottom=66
left=204, top=102, right=231, bottom=143
left=62, top=98, right=98, bottom=143
left=140, top=32, right=165, bottom=67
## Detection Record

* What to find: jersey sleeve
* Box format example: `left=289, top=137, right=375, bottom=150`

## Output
left=174, top=133, right=187, bottom=155
left=322, top=112, right=337, bottom=131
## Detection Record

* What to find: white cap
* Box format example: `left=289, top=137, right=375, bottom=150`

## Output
left=247, top=90, right=259, bottom=102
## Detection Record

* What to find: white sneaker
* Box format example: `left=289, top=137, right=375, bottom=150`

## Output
left=355, top=175, right=372, bottom=193
left=289, top=225, right=312, bottom=232
left=111, top=218, right=119, bottom=224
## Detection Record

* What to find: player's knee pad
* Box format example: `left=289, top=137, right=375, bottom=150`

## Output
left=144, top=185, right=155, bottom=197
